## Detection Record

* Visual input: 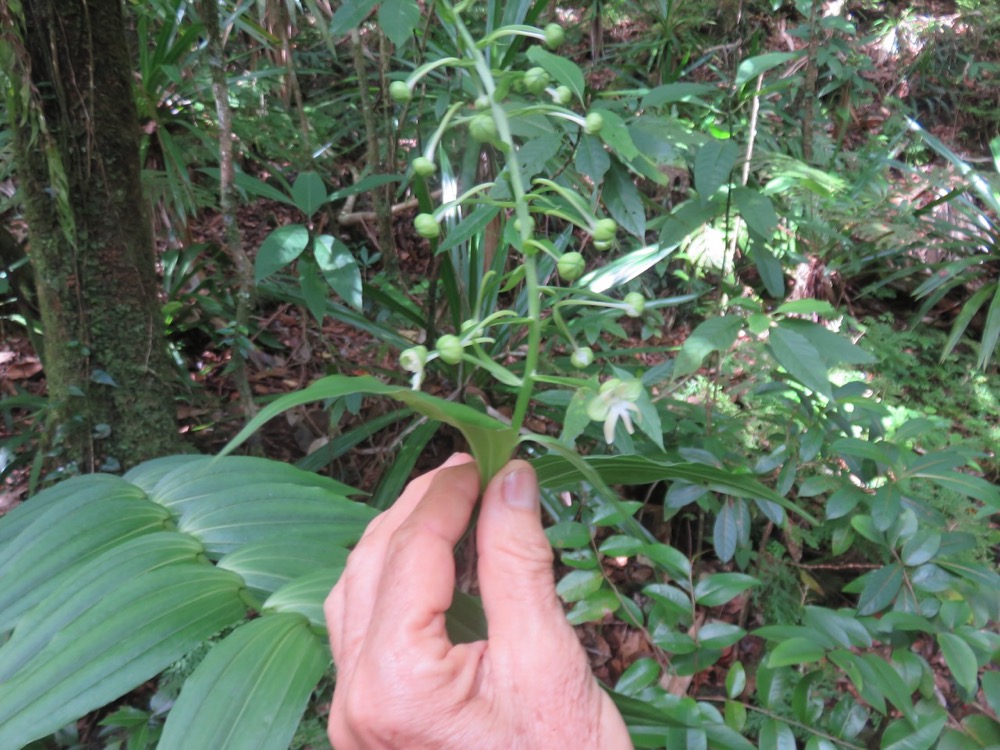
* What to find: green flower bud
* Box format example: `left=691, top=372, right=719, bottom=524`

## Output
left=513, top=215, right=535, bottom=236
left=469, top=113, right=498, bottom=142
left=584, top=111, right=604, bottom=135
left=389, top=81, right=412, bottom=104
left=557, top=251, right=586, bottom=281
left=623, top=292, right=645, bottom=318
left=474, top=94, right=491, bottom=110
left=592, top=218, right=618, bottom=242
left=544, top=23, right=565, bottom=49
left=524, top=66, right=550, bottom=95
left=414, top=213, right=440, bottom=239
left=593, top=239, right=613, bottom=251
left=436, top=334, right=464, bottom=365
left=413, top=156, right=436, bottom=177
left=570, top=346, right=594, bottom=369
left=400, top=345, right=428, bottom=373
left=553, top=85, right=572, bottom=106
left=460, top=319, right=479, bottom=335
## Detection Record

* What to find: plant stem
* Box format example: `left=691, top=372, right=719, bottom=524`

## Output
left=449, top=4, right=539, bottom=433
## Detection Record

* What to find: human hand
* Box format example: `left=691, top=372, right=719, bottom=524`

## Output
left=325, top=453, right=633, bottom=750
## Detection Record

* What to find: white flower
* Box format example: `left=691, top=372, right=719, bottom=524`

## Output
left=586, top=378, right=642, bottom=444
left=400, top=345, right=428, bottom=390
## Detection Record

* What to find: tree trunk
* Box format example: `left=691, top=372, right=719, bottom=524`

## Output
left=3, top=0, right=181, bottom=472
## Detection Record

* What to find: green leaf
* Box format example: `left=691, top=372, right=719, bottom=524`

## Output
left=177, top=485, right=373, bottom=558
left=0, top=487, right=170, bottom=632
left=983, top=671, right=1000, bottom=717
left=856, top=563, right=904, bottom=616
left=698, top=622, right=745, bottom=649
left=694, top=138, right=739, bottom=199
left=556, top=569, right=605, bottom=602
left=767, top=636, right=827, bottom=667
left=900, top=530, right=941, bottom=567
left=222, top=374, right=519, bottom=486
left=546, top=521, right=592, bottom=549
left=158, top=614, right=327, bottom=750
left=290, top=171, right=327, bottom=218
left=733, top=187, right=777, bottom=238
left=694, top=573, right=759, bottom=607
left=758, top=718, right=796, bottom=750
left=437, top=205, right=501, bottom=253
left=0, top=565, right=246, bottom=748
left=617, top=658, right=661, bottom=695
left=594, top=109, right=640, bottom=162
left=0, top=532, right=203, bottom=682
left=526, top=45, right=584, bottom=102
left=299, top=257, right=328, bottom=323
left=802, top=606, right=872, bottom=648
left=370, top=418, right=439, bottom=511
left=255, top=225, right=310, bottom=282
left=748, top=238, right=785, bottom=298
left=780, top=319, right=877, bottom=365
left=643, top=82, right=718, bottom=108
left=714, top=498, right=749, bottom=563
left=330, top=0, right=378, bottom=36
left=263, top=568, right=343, bottom=630
left=769, top=324, right=832, bottom=397
left=532, top=453, right=817, bottom=523
left=200, top=168, right=293, bottom=205
left=217, top=540, right=349, bottom=603
left=937, top=632, right=978, bottom=694
left=605, top=160, right=646, bottom=237
left=377, top=0, right=421, bottom=48
left=575, top=134, right=610, bottom=182
left=315, top=235, right=363, bottom=310
left=566, top=588, right=620, bottom=625
left=775, top=299, right=837, bottom=317
left=674, top=315, right=742, bottom=379
left=735, top=51, right=801, bottom=86
left=726, top=662, right=746, bottom=698
left=881, top=714, right=948, bottom=750
left=0, top=473, right=129, bottom=550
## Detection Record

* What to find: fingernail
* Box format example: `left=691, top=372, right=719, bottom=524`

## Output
left=502, top=465, right=538, bottom=509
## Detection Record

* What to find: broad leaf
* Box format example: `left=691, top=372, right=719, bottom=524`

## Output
left=758, top=718, right=796, bottom=750
left=937, top=632, right=978, bottom=694
left=605, top=159, right=646, bottom=237
left=735, top=52, right=801, bottom=86
left=222, top=375, right=519, bottom=485
left=526, top=45, right=584, bottom=102
left=315, top=234, right=363, bottom=310
left=0, top=532, right=203, bottom=682
left=674, top=315, right=743, bottom=379
left=158, top=614, right=328, bottom=750
left=218, top=539, right=350, bottom=603
left=694, top=138, right=739, bottom=200
left=0, top=486, right=170, bottom=632
left=856, top=563, right=904, bottom=616
left=0, top=565, right=246, bottom=748
left=769, top=324, right=832, bottom=397
left=378, top=0, right=421, bottom=48
left=264, top=568, right=343, bottom=630
left=255, top=225, right=310, bottom=282
left=576, top=134, right=610, bottom=182
left=290, top=171, right=327, bottom=218
left=330, top=0, right=378, bottom=36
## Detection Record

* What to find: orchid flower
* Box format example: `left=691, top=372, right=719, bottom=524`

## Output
left=586, top=377, right=642, bottom=444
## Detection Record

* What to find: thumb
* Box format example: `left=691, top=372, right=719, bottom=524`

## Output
left=476, top=460, right=578, bottom=655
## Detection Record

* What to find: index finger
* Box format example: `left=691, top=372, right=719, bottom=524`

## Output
left=367, top=462, right=480, bottom=650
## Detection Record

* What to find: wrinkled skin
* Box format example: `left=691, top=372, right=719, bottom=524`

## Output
left=325, top=454, right=633, bottom=750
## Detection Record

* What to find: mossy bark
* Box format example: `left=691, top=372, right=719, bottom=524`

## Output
left=5, top=0, right=181, bottom=471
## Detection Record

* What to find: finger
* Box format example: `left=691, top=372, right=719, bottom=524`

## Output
left=360, top=452, right=474, bottom=543
left=326, top=453, right=474, bottom=666
left=367, top=462, right=480, bottom=650
left=477, top=461, right=582, bottom=661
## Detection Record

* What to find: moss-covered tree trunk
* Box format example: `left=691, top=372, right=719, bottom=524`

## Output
left=3, top=0, right=180, bottom=471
